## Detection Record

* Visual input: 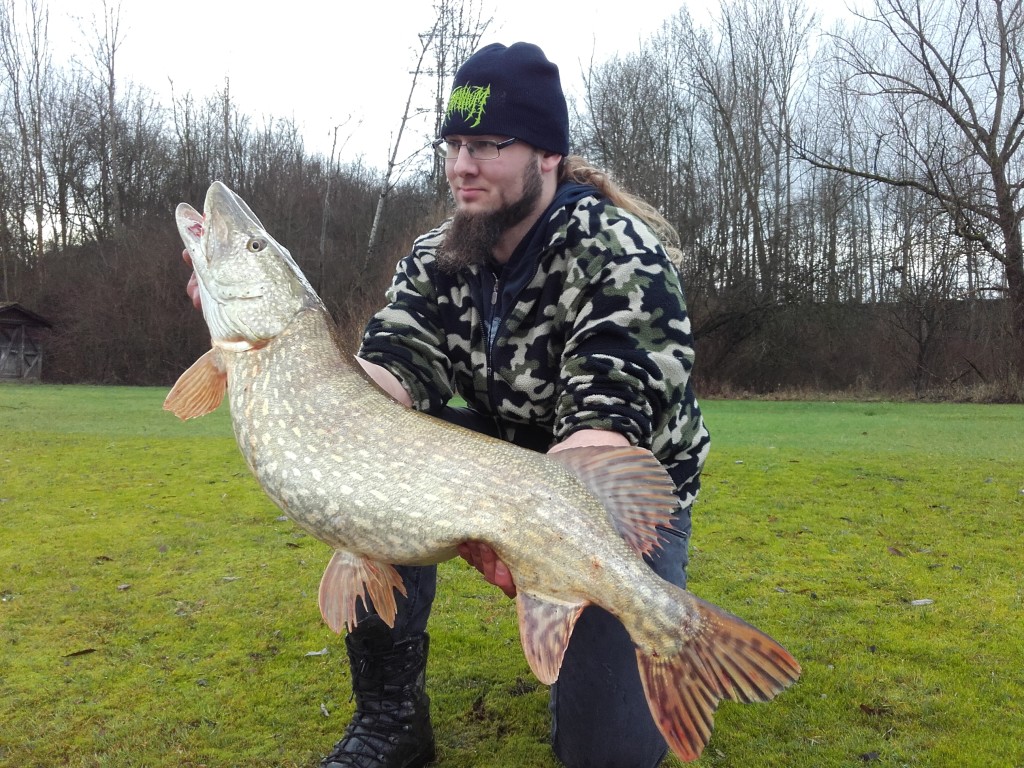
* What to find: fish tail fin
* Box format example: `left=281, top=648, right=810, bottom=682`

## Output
left=634, top=592, right=801, bottom=762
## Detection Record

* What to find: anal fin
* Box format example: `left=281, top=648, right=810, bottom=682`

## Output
left=318, top=550, right=407, bottom=633
left=516, top=592, right=586, bottom=685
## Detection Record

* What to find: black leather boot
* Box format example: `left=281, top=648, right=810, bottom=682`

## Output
left=320, top=617, right=435, bottom=768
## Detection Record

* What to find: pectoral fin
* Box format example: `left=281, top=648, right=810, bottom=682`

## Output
left=318, top=550, right=407, bottom=633
left=549, top=446, right=678, bottom=557
left=516, top=592, right=586, bottom=685
left=163, top=348, right=227, bottom=420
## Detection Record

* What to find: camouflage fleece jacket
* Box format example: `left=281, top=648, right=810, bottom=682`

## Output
left=358, top=182, right=710, bottom=506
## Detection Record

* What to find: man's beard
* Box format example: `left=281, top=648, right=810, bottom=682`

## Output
left=436, top=160, right=543, bottom=273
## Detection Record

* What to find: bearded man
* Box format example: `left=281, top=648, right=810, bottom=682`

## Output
left=327, top=42, right=710, bottom=768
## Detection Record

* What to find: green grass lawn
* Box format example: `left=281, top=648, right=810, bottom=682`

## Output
left=1, top=385, right=1022, bottom=767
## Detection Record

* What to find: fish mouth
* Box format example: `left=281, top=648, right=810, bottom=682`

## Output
left=174, top=196, right=260, bottom=347
left=176, top=202, right=206, bottom=265
left=175, top=198, right=267, bottom=303
left=176, top=180, right=265, bottom=271
left=176, top=180, right=322, bottom=348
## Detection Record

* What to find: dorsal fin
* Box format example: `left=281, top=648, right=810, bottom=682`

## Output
left=549, top=446, right=678, bottom=557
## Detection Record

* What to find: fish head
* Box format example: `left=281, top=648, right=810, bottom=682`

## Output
left=177, top=181, right=321, bottom=350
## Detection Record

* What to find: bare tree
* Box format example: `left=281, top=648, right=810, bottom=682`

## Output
left=427, top=0, right=489, bottom=200
left=115, top=84, right=171, bottom=223
left=364, top=20, right=438, bottom=270
left=676, top=0, right=814, bottom=299
left=84, top=0, right=125, bottom=234
left=0, top=0, right=18, bottom=298
left=168, top=86, right=213, bottom=202
left=319, top=118, right=353, bottom=290
left=579, top=45, right=691, bottom=218
left=44, top=67, right=90, bottom=250
left=803, top=0, right=1024, bottom=374
left=875, top=181, right=969, bottom=393
left=0, top=0, right=50, bottom=279
left=365, top=0, right=491, bottom=265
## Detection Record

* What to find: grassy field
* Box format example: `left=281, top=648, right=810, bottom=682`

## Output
left=1, top=384, right=1021, bottom=767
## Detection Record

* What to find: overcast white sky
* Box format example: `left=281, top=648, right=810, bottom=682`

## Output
left=42, top=0, right=842, bottom=166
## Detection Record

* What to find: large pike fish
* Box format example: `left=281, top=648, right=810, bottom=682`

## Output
left=165, top=181, right=801, bottom=762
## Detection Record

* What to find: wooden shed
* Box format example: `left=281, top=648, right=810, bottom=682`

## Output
left=0, top=302, right=52, bottom=381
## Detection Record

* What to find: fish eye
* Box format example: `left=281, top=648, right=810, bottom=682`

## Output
left=247, top=237, right=267, bottom=253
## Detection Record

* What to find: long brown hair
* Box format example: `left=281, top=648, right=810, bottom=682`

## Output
left=559, top=155, right=683, bottom=266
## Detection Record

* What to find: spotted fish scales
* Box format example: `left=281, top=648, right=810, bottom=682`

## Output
left=165, top=181, right=801, bottom=762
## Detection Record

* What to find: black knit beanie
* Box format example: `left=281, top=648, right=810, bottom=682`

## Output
left=439, top=42, right=570, bottom=156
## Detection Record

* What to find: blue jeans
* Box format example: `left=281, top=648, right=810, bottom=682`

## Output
left=358, top=407, right=692, bottom=768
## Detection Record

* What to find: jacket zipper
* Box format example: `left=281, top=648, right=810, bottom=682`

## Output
left=487, top=278, right=500, bottom=349
left=482, top=254, right=544, bottom=434
left=479, top=274, right=504, bottom=437
left=485, top=275, right=501, bottom=412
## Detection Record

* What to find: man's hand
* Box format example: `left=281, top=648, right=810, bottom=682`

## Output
left=457, top=431, right=630, bottom=600
left=354, top=358, right=413, bottom=407
left=458, top=541, right=517, bottom=598
left=183, top=249, right=202, bottom=310
left=547, top=428, right=630, bottom=453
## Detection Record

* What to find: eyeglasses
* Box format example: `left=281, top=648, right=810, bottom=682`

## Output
left=431, top=137, right=518, bottom=160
